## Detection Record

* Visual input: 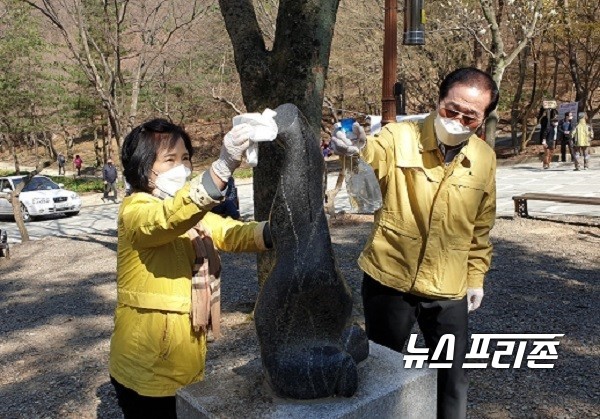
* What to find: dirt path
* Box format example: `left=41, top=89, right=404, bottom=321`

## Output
left=0, top=217, right=598, bottom=418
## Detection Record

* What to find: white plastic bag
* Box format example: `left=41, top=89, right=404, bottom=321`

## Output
left=344, top=158, right=382, bottom=213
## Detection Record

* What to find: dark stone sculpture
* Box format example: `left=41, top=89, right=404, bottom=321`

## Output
left=254, top=104, right=369, bottom=399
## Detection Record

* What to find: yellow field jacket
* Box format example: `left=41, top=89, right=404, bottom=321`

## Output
left=358, top=112, right=496, bottom=299
left=109, top=180, right=267, bottom=397
left=574, top=120, right=590, bottom=147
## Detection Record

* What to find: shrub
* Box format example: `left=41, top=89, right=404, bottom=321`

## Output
left=49, top=176, right=105, bottom=193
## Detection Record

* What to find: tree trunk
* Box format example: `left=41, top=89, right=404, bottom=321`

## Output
left=10, top=161, right=51, bottom=242
left=510, top=47, right=528, bottom=152
left=102, top=98, right=122, bottom=151
left=473, top=35, right=483, bottom=69
left=484, top=110, right=498, bottom=148
left=520, top=115, right=529, bottom=152
left=551, top=41, right=559, bottom=98
left=11, top=137, right=20, bottom=174
left=220, top=0, right=341, bottom=285
left=127, top=63, right=143, bottom=134
left=11, top=193, right=29, bottom=242
left=484, top=64, right=505, bottom=148
left=512, top=42, right=542, bottom=154
left=93, top=127, right=103, bottom=167
left=479, top=0, right=542, bottom=148
left=62, top=126, right=74, bottom=159
left=103, top=124, right=109, bottom=164
left=44, top=131, right=58, bottom=160
left=32, top=133, right=39, bottom=167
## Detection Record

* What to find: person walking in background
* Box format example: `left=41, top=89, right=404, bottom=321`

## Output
left=57, top=152, right=66, bottom=175
left=558, top=112, right=575, bottom=163
left=102, top=158, right=119, bottom=202
left=331, top=67, right=499, bottom=419
left=538, top=107, right=557, bottom=149
left=210, top=177, right=240, bottom=219
left=321, top=139, right=332, bottom=158
left=110, top=118, right=272, bottom=418
left=542, top=118, right=559, bottom=169
left=573, top=112, right=591, bottom=170
left=73, top=155, right=83, bottom=177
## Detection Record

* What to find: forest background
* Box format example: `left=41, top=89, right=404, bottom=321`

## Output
left=0, top=0, right=599, bottom=172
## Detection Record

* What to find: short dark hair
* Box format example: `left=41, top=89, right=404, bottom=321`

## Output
left=439, top=67, right=499, bottom=118
left=121, top=118, right=193, bottom=193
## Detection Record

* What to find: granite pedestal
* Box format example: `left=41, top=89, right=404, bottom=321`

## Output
left=177, top=341, right=437, bottom=418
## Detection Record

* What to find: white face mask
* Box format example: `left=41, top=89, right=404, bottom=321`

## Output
left=434, top=113, right=476, bottom=146
left=152, top=164, right=191, bottom=197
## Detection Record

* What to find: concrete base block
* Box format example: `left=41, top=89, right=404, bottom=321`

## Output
left=177, top=341, right=437, bottom=419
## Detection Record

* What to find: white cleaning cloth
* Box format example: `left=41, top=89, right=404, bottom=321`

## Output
left=232, top=109, right=278, bottom=167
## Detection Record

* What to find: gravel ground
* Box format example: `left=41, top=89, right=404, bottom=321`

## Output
left=0, top=215, right=598, bottom=418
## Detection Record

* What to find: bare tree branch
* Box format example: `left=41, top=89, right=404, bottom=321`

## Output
left=211, top=87, right=243, bottom=114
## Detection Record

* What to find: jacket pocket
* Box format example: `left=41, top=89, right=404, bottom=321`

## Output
left=449, top=177, right=486, bottom=225
left=158, top=312, right=175, bottom=360
left=372, top=212, right=422, bottom=281
left=439, top=240, right=470, bottom=297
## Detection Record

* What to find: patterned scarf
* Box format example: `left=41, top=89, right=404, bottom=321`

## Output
left=188, top=225, right=222, bottom=339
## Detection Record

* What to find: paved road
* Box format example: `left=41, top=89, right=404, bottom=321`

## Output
left=2, top=155, right=599, bottom=244
left=0, top=198, right=118, bottom=244
left=496, top=159, right=600, bottom=217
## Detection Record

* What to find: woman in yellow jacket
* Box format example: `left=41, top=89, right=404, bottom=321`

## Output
left=109, top=118, right=270, bottom=418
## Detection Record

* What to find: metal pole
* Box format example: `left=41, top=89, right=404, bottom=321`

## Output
left=382, top=0, right=398, bottom=125
left=403, top=0, right=425, bottom=45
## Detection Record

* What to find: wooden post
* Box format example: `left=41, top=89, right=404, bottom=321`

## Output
left=382, top=0, right=398, bottom=125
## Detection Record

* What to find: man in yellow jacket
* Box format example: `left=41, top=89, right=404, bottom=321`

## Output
left=331, top=67, right=499, bottom=419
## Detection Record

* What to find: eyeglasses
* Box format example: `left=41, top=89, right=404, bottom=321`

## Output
left=439, top=107, right=483, bottom=128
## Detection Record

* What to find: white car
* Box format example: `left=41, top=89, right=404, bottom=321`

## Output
left=0, top=175, right=82, bottom=222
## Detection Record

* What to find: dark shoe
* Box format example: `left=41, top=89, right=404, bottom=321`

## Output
left=574, top=168, right=580, bottom=171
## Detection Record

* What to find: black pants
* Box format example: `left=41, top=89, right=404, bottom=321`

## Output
left=110, top=376, right=177, bottom=419
left=560, top=138, right=575, bottom=162
left=362, top=274, right=468, bottom=419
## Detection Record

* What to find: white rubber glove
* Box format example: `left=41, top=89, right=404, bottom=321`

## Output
left=211, top=123, right=254, bottom=182
left=330, top=122, right=367, bottom=157
left=467, top=288, right=484, bottom=313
